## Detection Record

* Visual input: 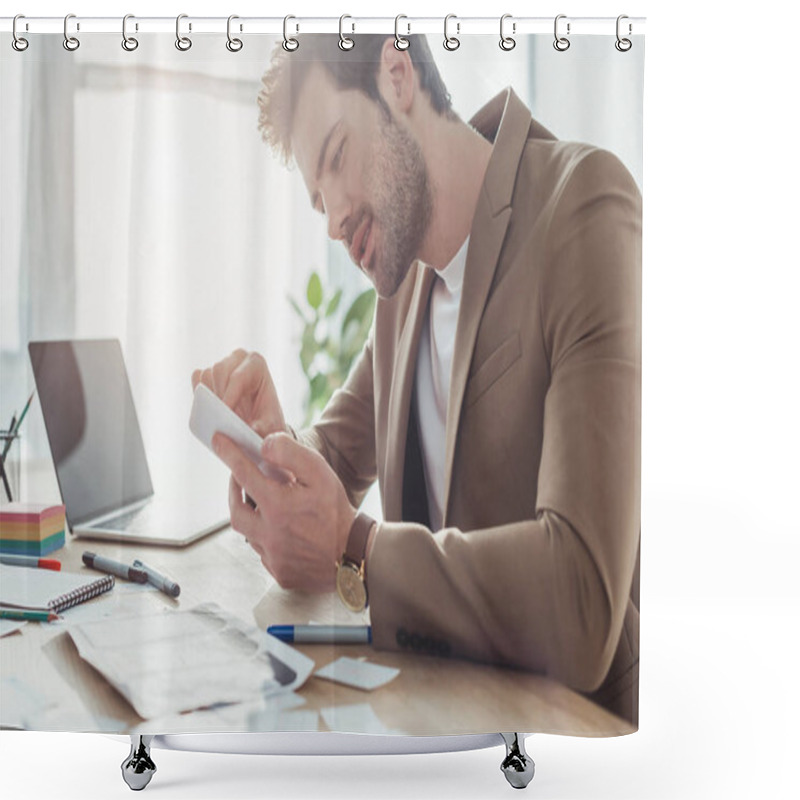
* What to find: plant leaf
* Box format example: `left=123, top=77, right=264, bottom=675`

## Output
left=300, top=326, right=316, bottom=374
left=307, top=272, right=323, bottom=310
left=341, top=288, right=376, bottom=337
left=310, top=373, right=328, bottom=402
left=325, top=288, right=343, bottom=318
left=288, top=295, right=308, bottom=324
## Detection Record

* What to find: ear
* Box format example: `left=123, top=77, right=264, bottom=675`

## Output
left=377, top=37, right=415, bottom=116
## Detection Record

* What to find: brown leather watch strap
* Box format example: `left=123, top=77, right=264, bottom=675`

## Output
left=344, top=512, right=375, bottom=566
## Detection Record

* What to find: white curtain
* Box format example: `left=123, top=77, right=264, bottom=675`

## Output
left=73, top=37, right=333, bottom=489
left=2, top=35, right=333, bottom=495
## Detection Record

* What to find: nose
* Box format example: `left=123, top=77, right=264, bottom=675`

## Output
left=320, top=187, right=350, bottom=242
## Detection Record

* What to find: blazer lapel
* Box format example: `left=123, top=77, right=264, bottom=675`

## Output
left=441, top=88, right=534, bottom=524
left=383, top=265, right=436, bottom=522
left=441, top=202, right=511, bottom=522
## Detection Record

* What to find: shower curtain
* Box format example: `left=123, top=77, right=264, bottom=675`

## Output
left=0, top=17, right=643, bottom=740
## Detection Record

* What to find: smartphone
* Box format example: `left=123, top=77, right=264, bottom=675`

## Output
left=189, top=383, right=293, bottom=487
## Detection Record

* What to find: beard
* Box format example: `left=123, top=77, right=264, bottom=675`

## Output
left=360, top=112, right=433, bottom=299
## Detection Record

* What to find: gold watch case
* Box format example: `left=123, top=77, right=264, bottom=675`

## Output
left=336, top=559, right=367, bottom=612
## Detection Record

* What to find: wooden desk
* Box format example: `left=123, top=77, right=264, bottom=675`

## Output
left=1, top=521, right=634, bottom=737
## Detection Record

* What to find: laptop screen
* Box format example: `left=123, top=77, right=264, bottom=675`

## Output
left=29, top=339, right=154, bottom=527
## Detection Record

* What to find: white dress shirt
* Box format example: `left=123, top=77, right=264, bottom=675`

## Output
left=414, top=237, right=470, bottom=531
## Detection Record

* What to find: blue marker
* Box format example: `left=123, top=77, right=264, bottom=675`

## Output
left=267, top=624, right=372, bottom=644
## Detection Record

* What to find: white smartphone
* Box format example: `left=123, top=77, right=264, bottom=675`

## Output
left=189, top=383, right=293, bottom=486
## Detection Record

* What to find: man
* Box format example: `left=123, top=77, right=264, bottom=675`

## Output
left=193, top=34, right=641, bottom=724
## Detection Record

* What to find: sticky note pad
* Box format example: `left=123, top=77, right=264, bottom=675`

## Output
left=0, top=503, right=66, bottom=556
left=314, top=657, right=400, bottom=691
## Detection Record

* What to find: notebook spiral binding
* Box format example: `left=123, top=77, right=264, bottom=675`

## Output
left=49, top=573, right=115, bottom=613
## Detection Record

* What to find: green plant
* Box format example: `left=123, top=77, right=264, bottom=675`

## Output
left=289, top=271, right=376, bottom=426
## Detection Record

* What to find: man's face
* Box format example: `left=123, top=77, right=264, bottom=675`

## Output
left=292, top=65, right=432, bottom=299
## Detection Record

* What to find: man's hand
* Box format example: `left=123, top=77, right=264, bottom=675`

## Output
left=192, top=349, right=285, bottom=438
left=213, top=431, right=357, bottom=593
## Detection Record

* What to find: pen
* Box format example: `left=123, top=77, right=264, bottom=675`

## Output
left=132, top=559, right=181, bottom=598
left=0, top=457, right=12, bottom=503
left=0, top=609, right=60, bottom=622
left=0, top=555, right=62, bottom=571
left=13, top=391, right=35, bottom=434
left=82, top=551, right=148, bottom=583
left=1, top=412, right=17, bottom=460
left=267, top=624, right=372, bottom=644
left=1, top=409, right=20, bottom=502
left=1, top=392, right=35, bottom=464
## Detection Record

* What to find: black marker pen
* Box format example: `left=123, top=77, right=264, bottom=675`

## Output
left=82, top=551, right=148, bottom=583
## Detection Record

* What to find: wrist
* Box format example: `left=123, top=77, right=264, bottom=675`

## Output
left=338, top=504, right=358, bottom=560
left=363, top=522, right=377, bottom=586
left=365, top=522, right=376, bottom=562
left=335, top=511, right=374, bottom=613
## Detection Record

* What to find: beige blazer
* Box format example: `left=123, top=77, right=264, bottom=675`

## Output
left=301, top=88, right=642, bottom=726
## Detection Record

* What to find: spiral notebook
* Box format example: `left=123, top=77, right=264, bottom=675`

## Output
left=0, top=564, right=115, bottom=613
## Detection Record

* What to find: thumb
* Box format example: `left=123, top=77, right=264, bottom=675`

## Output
left=261, top=432, right=319, bottom=485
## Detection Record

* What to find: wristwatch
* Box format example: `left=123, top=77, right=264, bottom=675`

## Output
left=336, top=512, right=374, bottom=613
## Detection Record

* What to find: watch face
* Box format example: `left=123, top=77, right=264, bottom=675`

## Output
left=336, top=563, right=367, bottom=612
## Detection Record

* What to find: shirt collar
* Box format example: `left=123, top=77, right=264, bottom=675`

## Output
left=437, top=236, right=470, bottom=295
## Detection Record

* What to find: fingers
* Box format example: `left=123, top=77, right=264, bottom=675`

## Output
left=222, top=352, right=268, bottom=416
left=214, top=432, right=272, bottom=510
left=228, top=474, right=258, bottom=538
left=261, top=432, right=325, bottom=487
left=216, top=431, right=305, bottom=515
left=229, top=475, right=277, bottom=566
left=191, top=348, right=249, bottom=399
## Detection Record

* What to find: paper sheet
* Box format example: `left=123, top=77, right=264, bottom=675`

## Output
left=269, top=709, right=320, bottom=731
left=68, top=602, right=314, bottom=720
left=0, top=677, right=57, bottom=729
left=320, top=703, right=401, bottom=734
left=247, top=692, right=319, bottom=732
left=50, top=583, right=161, bottom=628
left=315, top=657, right=400, bottom=691
left=0, top=619, right=27, bottom=637
left=128, top=693, right=310, bottom=734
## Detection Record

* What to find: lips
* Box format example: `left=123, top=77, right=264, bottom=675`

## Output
left=349, top=215, right=373, bottom=270
left=360, top=219, right=376, bottom=272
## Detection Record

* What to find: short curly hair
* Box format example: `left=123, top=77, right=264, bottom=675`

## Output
left=257, top=34, right=457, bottom=165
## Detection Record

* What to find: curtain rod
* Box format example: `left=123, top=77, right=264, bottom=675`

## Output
left=0, top=16, right=646, bottom=37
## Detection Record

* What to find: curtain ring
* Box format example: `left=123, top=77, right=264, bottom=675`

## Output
left=499, top=14, right=515, bottom=51
left=339, top=15, right=354, bottom=51
left=443, top=14, right=460, bottom=51
left=12, top=15, right=29, bottom=52
left=553, top=14, right=571, bottom=51
left=122, top=14, right=139, bottom=51
left=63, top=13, right=80, bottom=51
left=226, top=15, right=243, bottom=52
left=283, top=15, right=299, bottom=51
left=176, top=14, right=192, bottom=51
left=615, top=15, right=632, bottom=52
left=394, top=15, right=410, bottom=51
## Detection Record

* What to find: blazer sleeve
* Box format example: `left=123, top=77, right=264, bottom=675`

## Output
left=366, top=148, right=642, bottom=693
left=297, top=331, right=378, bottom=511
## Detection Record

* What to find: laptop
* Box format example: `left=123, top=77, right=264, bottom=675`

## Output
left=28, top=339, right=229, bottom=546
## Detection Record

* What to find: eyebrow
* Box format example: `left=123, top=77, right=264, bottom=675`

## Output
left=310, top=119, right=343, bottom=213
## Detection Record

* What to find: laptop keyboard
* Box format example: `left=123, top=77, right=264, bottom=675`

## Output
left=97, top=505, right=159, bottom=532
left=92, top=501, right=228, bottom=535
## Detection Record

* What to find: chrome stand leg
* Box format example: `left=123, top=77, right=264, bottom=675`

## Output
left=121, top=735, right=157, bottom=791
left=500, top=733, right=535, bottom=789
